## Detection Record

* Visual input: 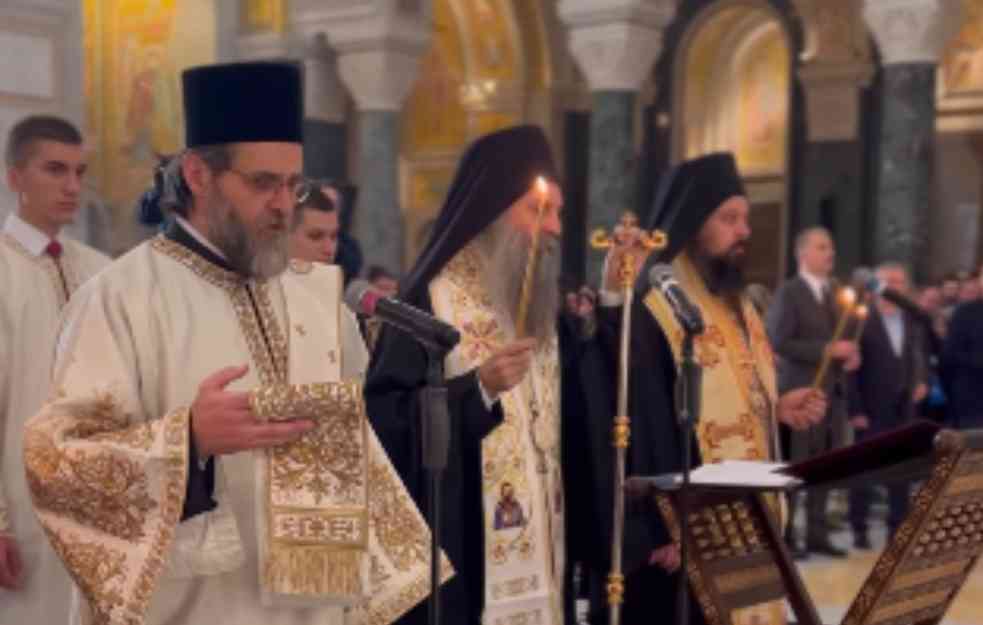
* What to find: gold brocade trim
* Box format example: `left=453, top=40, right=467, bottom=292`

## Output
left=642, top=253, right=777, bottom=465
left=366, top=458, right=430, bottom=572
left=264, top=547, right=363, bottom=598
left=128, top=408, right=191, bottom=619
left=25, top=406, right=190, bottom=624
left=431, top=245, right=564, bottom=625
left=251, top=382, right=357, bottom=422
left=150, top=235, right=241, bottom=291
left=263, top=381, right=367, bottom=507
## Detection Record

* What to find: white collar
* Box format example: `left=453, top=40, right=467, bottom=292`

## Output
left=175, top=216, right=227, bottom=261
left=799, top=269, right=829, bottom=302
left=3, top=213, right=56, bottom=257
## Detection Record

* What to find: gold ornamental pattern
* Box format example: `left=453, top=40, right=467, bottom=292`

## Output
left=253, top=382, right=368, bottom=507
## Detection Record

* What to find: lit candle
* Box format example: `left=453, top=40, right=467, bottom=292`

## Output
left=850, top=302, right=869, bottom=342
left=515, top=177, right=549, bottom=338
left=813, top=287, right=857, bottom=388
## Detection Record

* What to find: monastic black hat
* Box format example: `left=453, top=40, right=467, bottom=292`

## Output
left=400, top=125, right=557, bottom=303
left=181, top=61, right=303, bottom=147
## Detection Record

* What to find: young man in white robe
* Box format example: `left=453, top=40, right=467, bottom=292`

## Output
left=0, top=115, right=110, bottom=623
left=23, top=61, right=443, bottom=625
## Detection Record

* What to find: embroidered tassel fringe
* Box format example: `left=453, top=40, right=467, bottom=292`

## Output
left=264, top=546, right=364, bottom=599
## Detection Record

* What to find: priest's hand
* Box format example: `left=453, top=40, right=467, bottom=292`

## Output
left=827, top=340, right=858, bottom=361
left=649, top=543, right=680, bottom=573
left=777, top=388, right=827, bottom=431
left=0, top=535, right=23, bottom=590
left=191, top=365, right=316, bottom=457
left=478, top=339, right=536, bottom=397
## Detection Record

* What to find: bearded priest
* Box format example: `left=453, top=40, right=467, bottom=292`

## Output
left=23, top=61, right=444, bottom=625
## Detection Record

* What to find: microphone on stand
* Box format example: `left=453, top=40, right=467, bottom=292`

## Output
left=648, top=264, right=704, bottom=625
left=345, top=279, right=457, bottom=625
left=648, top=264, right=705, bottom=335
left=344, top=280, right=460, bottom=352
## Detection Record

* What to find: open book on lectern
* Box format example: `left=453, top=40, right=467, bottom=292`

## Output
left=635, top=419, right=945, bottom=492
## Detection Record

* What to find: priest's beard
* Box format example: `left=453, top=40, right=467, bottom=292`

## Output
left=686, top=238, right=748, bottom=299
left=207, top=193, right=289, bottom=280
left=480, top=219, right=560, bottom=345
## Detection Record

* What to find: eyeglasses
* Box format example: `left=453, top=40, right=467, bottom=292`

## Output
left=226, top=168, right=314, bottom=204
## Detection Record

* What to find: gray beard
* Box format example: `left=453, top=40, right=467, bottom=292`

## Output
left=208, top=195, right=289, bottom=280
left=480, top=218, right=560, bottom=344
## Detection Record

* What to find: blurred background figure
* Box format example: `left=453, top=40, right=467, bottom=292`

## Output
left=289, top=184, right=340, bottom=265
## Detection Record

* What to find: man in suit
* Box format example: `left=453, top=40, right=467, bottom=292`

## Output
left=941, top=268, right=983, bottom=430
left=848, top=263, right=928, bottom=548
left=767, top=227, right=858, bottom=558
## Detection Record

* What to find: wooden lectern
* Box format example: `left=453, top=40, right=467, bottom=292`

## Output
left=628, top=422, right=983, bottom=625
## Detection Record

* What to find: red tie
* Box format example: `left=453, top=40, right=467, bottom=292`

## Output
left=45, top=240, right=69, bottom=298
left=45, top=240, right=63, bottom=259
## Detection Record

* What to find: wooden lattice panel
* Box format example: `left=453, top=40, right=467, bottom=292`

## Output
left=843, top=445, right=983, bottom=625
left=659, top=491, right=792, bottom=625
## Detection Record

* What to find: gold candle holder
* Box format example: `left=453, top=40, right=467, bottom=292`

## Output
left=515, top=176, right=549, bottom=338
left=813, top=286, right=857, bottom=389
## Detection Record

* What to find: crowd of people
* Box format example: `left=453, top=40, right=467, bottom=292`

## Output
left=0, top=59, right=979, bottom=625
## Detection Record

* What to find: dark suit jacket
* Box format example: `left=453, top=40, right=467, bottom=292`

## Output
left=941, top=299, right=983, bottom=429
left=849, top=306, right=926, bottom=429
left=767, top=275, right=840, bottom=394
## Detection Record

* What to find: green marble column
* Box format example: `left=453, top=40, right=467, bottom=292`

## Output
left=353, top=111, right=402, bottom=274
left=303, top=120, right=347, bottom=181
left=798, top=141, right=866, bottom=273
left=873, top=63, right=936, bottom=278
left=587, top=90, right=637, bottom=284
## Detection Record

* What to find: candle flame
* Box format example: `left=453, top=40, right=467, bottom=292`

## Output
left=839, top=287, right=856, bottom=306
left=535, top=176, right=548, bottom=195
left=855, top=304, right=869, bottom=319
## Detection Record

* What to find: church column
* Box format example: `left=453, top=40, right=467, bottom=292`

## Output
left=302, top=36, right=349, bottom=182
left=863, top=0, right=962, bottom=277
left=558, top=0, right=676, bottom=283
left=794, top=0, right=875, bottom=273
left=294, top=2, right=431, bottom=274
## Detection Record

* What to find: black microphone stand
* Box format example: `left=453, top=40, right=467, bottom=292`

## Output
left=421, top=342, right=455, bottom=625
left=675, top=327, right=703, bottom=625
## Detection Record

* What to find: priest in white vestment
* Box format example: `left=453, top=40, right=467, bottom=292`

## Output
left=0, top=115, right=110, bottom=623
left=23, top=61, right=444, bottom=625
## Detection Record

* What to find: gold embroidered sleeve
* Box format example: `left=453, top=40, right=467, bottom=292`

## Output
left=250, top=380, right=362, bottom=422
left=22, top=280, right=190, bottom=624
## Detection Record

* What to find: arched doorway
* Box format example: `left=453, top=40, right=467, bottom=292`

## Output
left=672, top=0, right=793, bottom=286
left=398, top=0, right=554, bottom=266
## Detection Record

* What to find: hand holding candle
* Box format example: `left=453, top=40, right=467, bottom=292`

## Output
left=515, top=176, right=549, bottom=338
left=812, top=286, right=856, bottom=388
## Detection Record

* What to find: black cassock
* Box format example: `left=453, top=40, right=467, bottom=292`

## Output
left=575, top=298, right=705, bottom=625
left=364, top=297, right=598, bottom=625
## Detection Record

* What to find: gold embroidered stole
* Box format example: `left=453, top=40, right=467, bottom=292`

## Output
left=429, top=246, right=565, bottom=625
left=643, top=255, right=785, bottom=625
left=262, top=262, right=454, bottom=624
left=153, top=240, right=450, bottom=622
left=643, top=255, right=778, bottom=464
left=258, top=263, right=367, bottom=604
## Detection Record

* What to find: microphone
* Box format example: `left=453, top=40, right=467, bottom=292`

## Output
left=648, top=265, right=705, bottom=334
left=344, top=280, right=461, bottom=352
left=852, top=268, right=934, bottom=327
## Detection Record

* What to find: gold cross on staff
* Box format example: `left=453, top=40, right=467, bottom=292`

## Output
left=590, top=212, right=668, bottom=289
